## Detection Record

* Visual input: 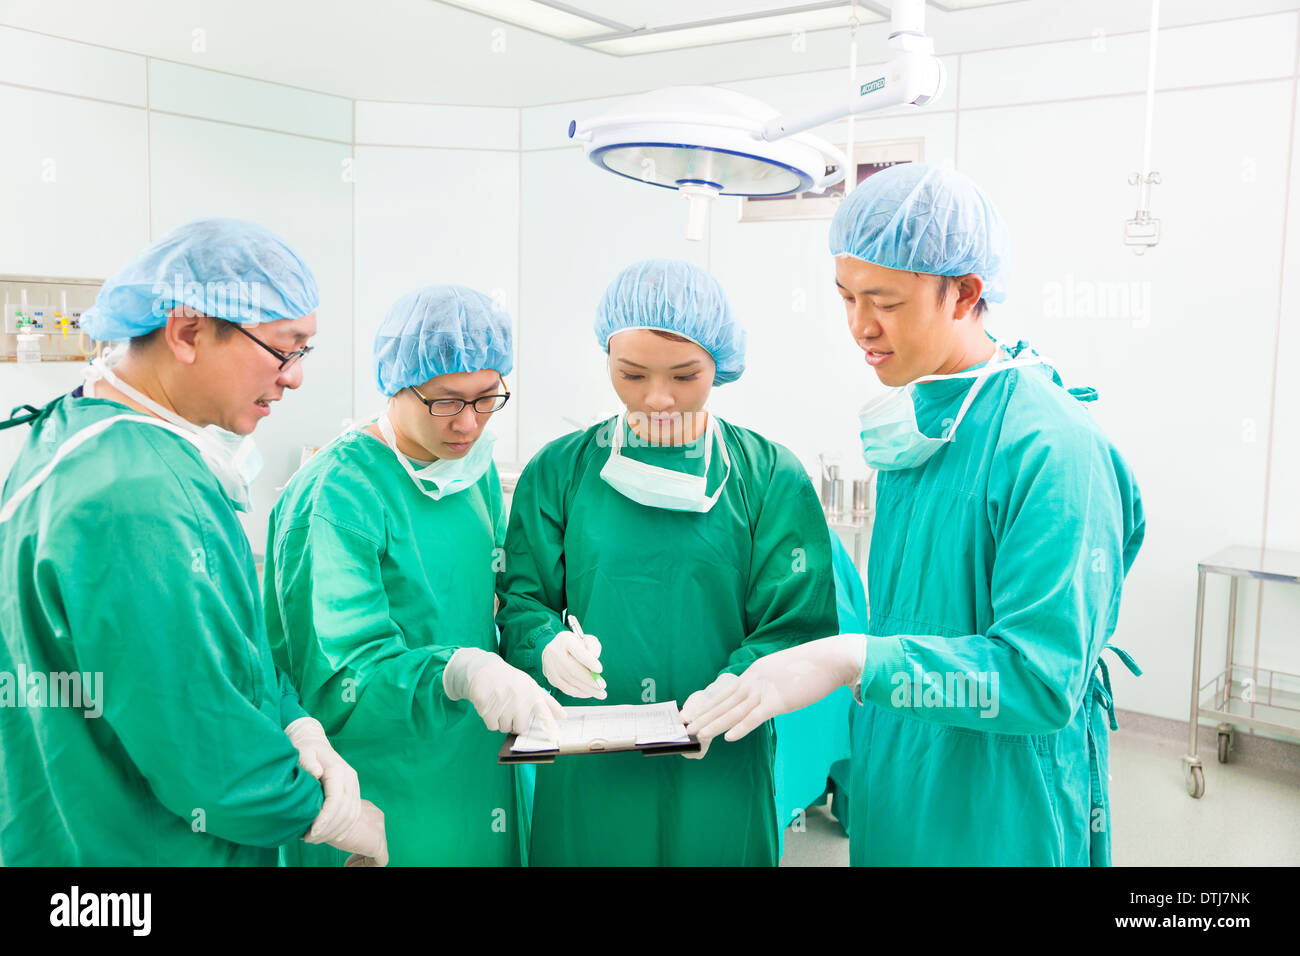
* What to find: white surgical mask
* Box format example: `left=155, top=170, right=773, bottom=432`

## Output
left=85, top=353, right=262, bottom=511
left=376, top=410, right=496, bottom=501
left=600, top=412, right=730, bottom=513
left=857, top=345, right=1045, bottom=472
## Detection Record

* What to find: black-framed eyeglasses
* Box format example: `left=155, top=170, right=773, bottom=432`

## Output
left=409, top=379, right=510, bottom=417
left=228, top=322, right=314, bottom=371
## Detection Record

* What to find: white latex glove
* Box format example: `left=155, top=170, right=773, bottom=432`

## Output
left=285, top=716, right=362, bottom=846
left=681, top=635, right=868, bottom=745
left=678, top=673, right=740, bottom=759
left=329, top=798, right=388, bottom=867
left=541, top=630, right=607, bottom=699
left=444, top=647, right=565, bottom=738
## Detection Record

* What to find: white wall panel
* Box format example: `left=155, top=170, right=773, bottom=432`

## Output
left=0, top=86, right=149, bottom=277
left=960, top=13, right=1297, bottom=109
left=357, top=101, right=517, bottom=150
left=353, top=144, right=520, bottom=462
left=0, top=24, right=145, bottom=105
left=959, top=80, right=1295, bottom=721
left=149, top=60, right=352, bottom=142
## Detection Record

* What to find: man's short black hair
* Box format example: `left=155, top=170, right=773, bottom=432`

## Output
left=924, top=273, right=988, bottom=320
left=129, top=312, right=240, bottom=350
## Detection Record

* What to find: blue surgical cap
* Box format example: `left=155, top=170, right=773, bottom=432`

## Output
left=373, top=285, right=514, bottom=396
left=828, top=162, right=1010, bottom=304
left=80, top=217, right=319, bottom=341
left=594, top=259, right=746, bottom=386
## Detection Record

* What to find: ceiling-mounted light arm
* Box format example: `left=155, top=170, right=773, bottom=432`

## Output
left=886, top=0, right=927, bottom=40
left=567, top=3, right=945, bottom=242
left=761, top=0, right=944, bottom=141
left=760, top=51, right=944, bottom=139
left=806, top=141, right=850, bottom=191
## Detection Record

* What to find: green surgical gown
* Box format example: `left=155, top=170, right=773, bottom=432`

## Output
left=0, top=396, right=322, bottom=865
left=774, top=533, right=864, bottom=850
left=849, top=353, right=1144, bottom=866
left=264, top=426, right=521, bottom=866
left=497, top=415, right=839, bottom=866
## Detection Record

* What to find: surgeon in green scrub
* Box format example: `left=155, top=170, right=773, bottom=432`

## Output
left=497, top=259, right=839, bottom=866
left=265, top=285, right=562, bottom=867
left=684, top=163, right=1145, bottom=867
left=0, top=219, right=385, bottom=865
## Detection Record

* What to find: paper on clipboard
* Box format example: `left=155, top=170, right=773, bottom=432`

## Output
left=510, top=701, right=691, bottom=753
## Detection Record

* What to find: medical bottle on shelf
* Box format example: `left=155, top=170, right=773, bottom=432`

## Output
left=16, top=320, right=43, bottom=363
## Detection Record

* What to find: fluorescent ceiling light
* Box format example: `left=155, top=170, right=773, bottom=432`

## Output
left=597, top=1, right=853, bottom=31
left=585, top=4, right=884, bottom=56
left=436, top=0, right=625, bottom=40
left=928, top=0, right=1028, bottom=10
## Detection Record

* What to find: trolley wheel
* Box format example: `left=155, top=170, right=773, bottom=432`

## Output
left=1217, top=731, right=1231, bottom=764
left=1185, top=764, right=1205, bottom=799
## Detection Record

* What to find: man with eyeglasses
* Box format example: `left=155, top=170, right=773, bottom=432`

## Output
left=0, top=218, right=387, bottom=865
left=264, top=284, right=561, bottom=866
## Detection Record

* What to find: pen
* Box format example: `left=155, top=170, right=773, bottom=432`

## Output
left=567, top=613, right=604, bottom=685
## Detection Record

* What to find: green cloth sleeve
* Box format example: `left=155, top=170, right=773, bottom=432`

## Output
left=276, top=668, right=311, bottom=729
left=56, top=475, right=322, bottom=850
left=830, top=532, right=869, bottom=634
left=270, top=513, right=465, bottom=740
left=491, top=467, right=507, bottom=553
left=720, top=446, right=840, bottom=677
left=858, top=416, right=1141, bottom=735
left=496, top=446, right=569, bottom=682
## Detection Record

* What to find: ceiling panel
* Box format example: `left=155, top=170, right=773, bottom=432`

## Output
left=583, top=1, right=854, bottom=32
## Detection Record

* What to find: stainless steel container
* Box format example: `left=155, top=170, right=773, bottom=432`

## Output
left=820, top=463, right=840, bottom=509
left=852, top=478, right=872, bottom=520
left=826, top=477, right=845, bottom=521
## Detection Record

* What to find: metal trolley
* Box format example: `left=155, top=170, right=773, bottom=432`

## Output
left=1184, top=547, right=1300, bottom=798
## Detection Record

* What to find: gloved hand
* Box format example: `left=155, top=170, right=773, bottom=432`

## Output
left=681, top=634, right=868, bottom=746
left=541, top=630, right=607, bottom=699
left=328, top=798, right=388, bottom=867
left=678, top=673, right=740, bottom=759
left=444, top=647, right=566, bottom=738
left=285, top=716, right=362, bottom=846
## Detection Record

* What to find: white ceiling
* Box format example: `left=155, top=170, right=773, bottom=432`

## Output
left=446, top=1, right=1031, bottom=35
left=591, top=1, right=851, bottom=30
left=0, top=0, right=1295, bottom=107
left=535, top=0, right=882, bottom=32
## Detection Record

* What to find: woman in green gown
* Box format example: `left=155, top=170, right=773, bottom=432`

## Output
left=265, top=285, right=562, bottom=866
left=497, top=259, right=839, bottom=866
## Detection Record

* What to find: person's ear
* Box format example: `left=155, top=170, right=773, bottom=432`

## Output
left=951, top=274, right=985, bottom=321
left=163, top=306, right=205, bottom=366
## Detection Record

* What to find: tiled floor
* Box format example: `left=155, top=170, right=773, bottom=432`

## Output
left=779, top=801, right=850, bottom=867
left=778, top=727, right=1300, bottom=866
left=1108, top=728, right=1300, bottom=866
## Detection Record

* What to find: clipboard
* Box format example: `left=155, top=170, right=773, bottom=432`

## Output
left=497, top=734, right=702, bottom=764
